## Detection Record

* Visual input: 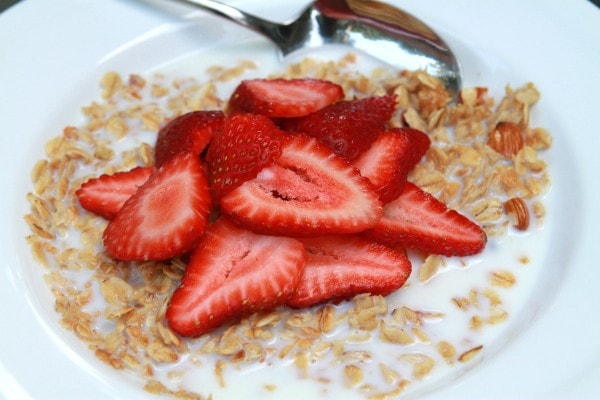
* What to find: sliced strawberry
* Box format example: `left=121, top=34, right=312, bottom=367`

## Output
left=365, top=182, right=487, bottom=256
left=287, top=235, right=412, bottom=308
left=76, top=166, right=154, bottom=220
left=103, top=151, right=212, bottom=261
left=227, top=78, right=344, bottom=118
left=353, top=128, right=431, bottom=203
left=220, top=135, right=382, bottom=236
left=166, top=217, right=306, bottom=337
left=279, top=95, right=396, bottom=160
left=154, top=110, right=224, bottom=168
left=206, top=113, right=286, bottom=201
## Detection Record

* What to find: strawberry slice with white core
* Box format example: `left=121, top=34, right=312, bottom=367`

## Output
left=288, top=235, right=412, bottom=308
left=227, top=78, right=344, bottom=118
left=76, top=166, right=154, bottom=220
left=103, top=151, right=212, bottom=261
left=166, top=217, right=306, bottom=337
left=220, top=135, right=383, bottom=236
left=365, top=182, right=487, bottom=257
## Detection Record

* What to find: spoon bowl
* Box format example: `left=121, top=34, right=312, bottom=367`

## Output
left=170, top=0, right=461, bottom=97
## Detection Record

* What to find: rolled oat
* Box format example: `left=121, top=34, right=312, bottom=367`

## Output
left=24, top=54, right=552, bottom=398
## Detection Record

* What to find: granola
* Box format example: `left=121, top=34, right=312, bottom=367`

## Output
left=24, top=53, right=551, bottom=398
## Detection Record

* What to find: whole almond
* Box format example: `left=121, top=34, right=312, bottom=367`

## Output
left=488, top=121, right=524, bottom=157
left=503, top=197, right=530, bottom=230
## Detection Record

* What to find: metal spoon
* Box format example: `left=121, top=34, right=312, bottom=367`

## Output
left=171, top=0, right=461, bottom=97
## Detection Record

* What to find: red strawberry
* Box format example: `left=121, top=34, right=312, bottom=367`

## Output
left=279, top=95, right=396, bottom=160
left=287, top=235, right=412, bottom=308
left=166, top=217, right=306, bottom=337
left=353, top=128, right=431, bottom=203
left=154, top=110, right=224, bottom=168
left=76, top=166, right=153, bottom=220
left=206, top=113, right=286, bottom=201
left=365, top=182, right=487, bottom=256
left=220, top=135, right=382, bottom=236
left=103, top=151, right=212, bottom=261
left=227, top=78, right=344, bottom=118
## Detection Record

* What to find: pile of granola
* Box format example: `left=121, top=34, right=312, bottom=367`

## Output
left=24, top=53, right=551, bottom=399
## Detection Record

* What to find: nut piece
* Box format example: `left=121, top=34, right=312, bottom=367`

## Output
left=503, top=197, right=530, bottom=230
left=488, top=121, right=524, bottom=157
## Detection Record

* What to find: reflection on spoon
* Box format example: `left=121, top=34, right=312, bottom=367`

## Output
left=167, top=0, right=462, bottom=97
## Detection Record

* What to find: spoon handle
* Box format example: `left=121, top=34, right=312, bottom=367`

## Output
left=171, top=0, right=283, bottom=40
